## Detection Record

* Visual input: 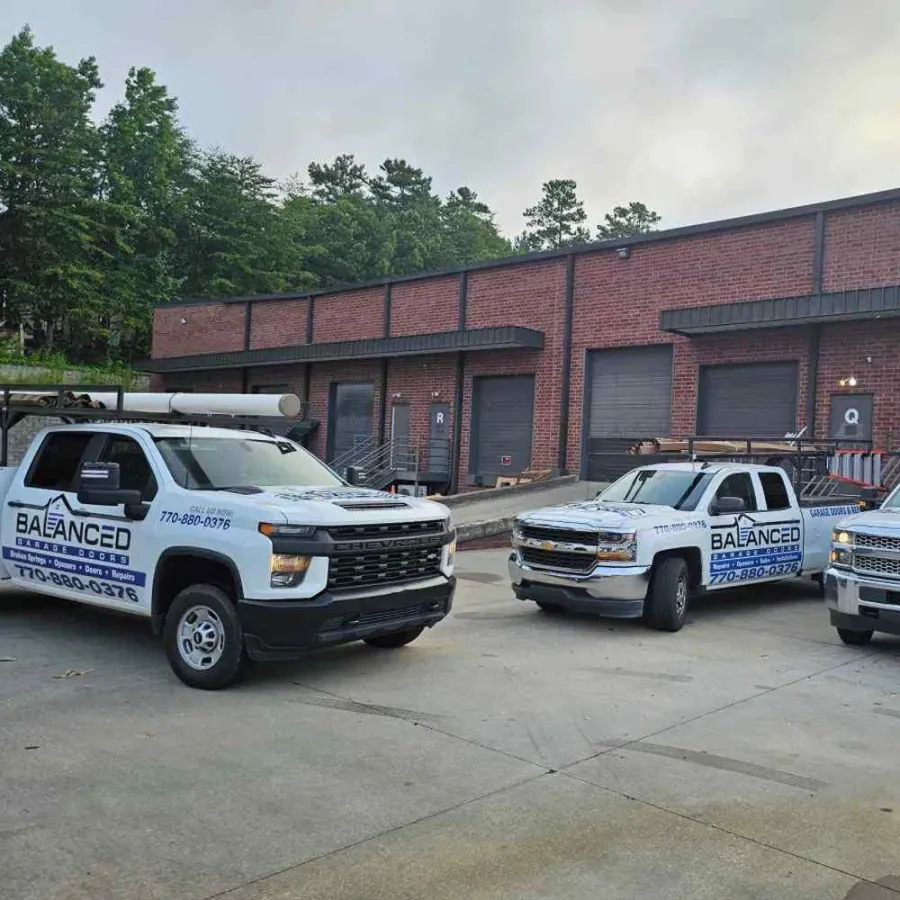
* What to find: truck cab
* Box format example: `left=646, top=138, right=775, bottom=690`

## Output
left=0, top=391, right=456, bottom=689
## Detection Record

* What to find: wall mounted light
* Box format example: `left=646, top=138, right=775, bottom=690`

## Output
left=838, top=376, right=858, bottom=388
left=180, top=317, right=187, bottom=325
left=392, top=392, right=403, bottom=400
left=616, top=247, right=631, bottom=260
left=431, top=389, right=441, bottom=398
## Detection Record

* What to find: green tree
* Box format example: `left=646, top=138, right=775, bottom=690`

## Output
left=369, top=158, right=434, bottom=207
left=98, top=66, right=194, bottom=357
left=596, top=201, right=661, bottom=240
left=521, top=179, right=592, bottom=250
left=307, top=153, right=368, bottom=203
left=0, top=27, right=105, bottom=351
left=440, top=187, right=511, bottom=265
left=174, top=150, right=313, bottom=299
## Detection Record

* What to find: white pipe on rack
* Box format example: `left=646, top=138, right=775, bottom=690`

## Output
left=88, top=392, right=302, bottom=418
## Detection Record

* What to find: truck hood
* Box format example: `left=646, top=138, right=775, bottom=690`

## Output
left=518, top=501, right=704, bottom=533
left=840, top=508, right=900, bottom=535
left=206, top=485, right=449, bottom=527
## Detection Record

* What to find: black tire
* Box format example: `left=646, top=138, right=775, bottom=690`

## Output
left=163, top=584, right=247, bottom=690
left=535, top=600, right=565, bottom=614
left=644, top=556, right=689, bottom=632
left=364, top=626, right=425, bottom=649
left=837, top=627, right=874, bottom=646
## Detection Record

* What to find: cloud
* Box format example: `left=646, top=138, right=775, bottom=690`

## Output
left=4, top=0, right=900, bottom=234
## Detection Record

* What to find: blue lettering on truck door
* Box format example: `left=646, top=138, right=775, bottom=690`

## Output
left=709, top=514, right=802, bottom=585
left=2, top=495, right=144, bottom=602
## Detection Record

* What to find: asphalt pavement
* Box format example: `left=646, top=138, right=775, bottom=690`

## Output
left=2, top=551, right=900, bottom=900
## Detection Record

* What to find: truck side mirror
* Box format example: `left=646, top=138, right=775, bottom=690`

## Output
left=77, top=461, right=143, bottom=509
left=711, top=495, right=747, bottom=516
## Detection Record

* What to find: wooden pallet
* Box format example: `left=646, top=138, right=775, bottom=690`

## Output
left=494, top=468, right=552, bottom=488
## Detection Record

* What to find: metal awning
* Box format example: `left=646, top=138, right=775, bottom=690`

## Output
left=139, top=325, right=544, bottom=373
left=660, top=285, right=900, bottom=335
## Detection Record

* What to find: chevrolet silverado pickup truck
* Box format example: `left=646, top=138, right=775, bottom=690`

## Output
left=0, top=390, right=455, bottom=689
left=825, top=488, right=900, bottom=645
left=510, top=462, right=860, bottom=631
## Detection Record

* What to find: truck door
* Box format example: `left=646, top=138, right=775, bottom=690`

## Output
left=2, top=431, right=157, bottom=613
left=706, top=471, right=803, bottom=589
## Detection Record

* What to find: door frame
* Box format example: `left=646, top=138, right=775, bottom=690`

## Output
left=468, top=373, right=535, bottom=477
left=325, top=380, right=376, bottom=461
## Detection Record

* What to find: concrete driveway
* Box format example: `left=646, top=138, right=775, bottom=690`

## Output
left=2, top=550, right=900, bottom=900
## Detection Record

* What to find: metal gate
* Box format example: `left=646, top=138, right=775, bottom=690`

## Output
left=697, top=362, right=798, bottom=437
left=470, top=375, right=534, bottom=478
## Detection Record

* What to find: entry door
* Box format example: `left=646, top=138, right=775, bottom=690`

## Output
left=390, top=403, right=411, bottom=467
left=428, top=403, right=451, bottom=475
left=706, top=471, right=802, bottom=590
left=328, top=382, right=375, bottom=461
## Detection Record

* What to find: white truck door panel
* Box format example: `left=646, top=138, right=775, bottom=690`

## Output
left=706, top=471, right=803, bottom=590
left=1, top=430, right=155, bottom=613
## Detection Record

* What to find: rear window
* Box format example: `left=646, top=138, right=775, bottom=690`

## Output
left=760, top=471, right=791, bottom=510
left=26, top=432, right=95, bottom=491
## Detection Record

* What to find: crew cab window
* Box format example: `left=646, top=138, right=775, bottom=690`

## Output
left=712, top=473, right=757, bottom=513
left=98, top=436, right=158, bottom=501
left=26, top=432, right=95, bottom=491
left=759, top=471, right=791, bottom=510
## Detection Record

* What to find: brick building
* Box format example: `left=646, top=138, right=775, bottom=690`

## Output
left=144, top=187, right=900, bottom=489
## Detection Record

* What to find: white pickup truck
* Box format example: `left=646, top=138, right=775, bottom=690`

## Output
left=510, top=462, right=861, bottom=631
left=0, top=392, right=456, bottom=689
left=825, top=488, right=900, bottom=646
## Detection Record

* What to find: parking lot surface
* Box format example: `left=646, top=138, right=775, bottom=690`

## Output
left=3, top=549, right=900, bottom=900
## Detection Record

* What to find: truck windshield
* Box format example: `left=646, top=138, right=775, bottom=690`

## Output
left=155, top=436, right=343, bottom=490
left=599, top=469, right=714, bottom=510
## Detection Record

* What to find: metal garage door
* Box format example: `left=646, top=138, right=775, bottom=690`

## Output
left=588, top=345, right=673, bottom=439
left=470, top=375, right=534, bottom=477
left=328, top=382, right=375, bottom=460
left=698, top=362, right=798, bottom=437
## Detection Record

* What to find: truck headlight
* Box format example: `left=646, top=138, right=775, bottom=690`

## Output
left=270, top=554, right=310, bottom=587
left=259, top=523, right=316, bottom=538
left=830, top=548, right=853, bottom=569
left=832, top=529, right=853, bottom=545
left=597, top=531, right=637, bottom=562
left=442, top=536, right=457, bottom=575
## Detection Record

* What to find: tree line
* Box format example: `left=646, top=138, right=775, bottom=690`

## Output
left=0, top=27, right=660, bottom=363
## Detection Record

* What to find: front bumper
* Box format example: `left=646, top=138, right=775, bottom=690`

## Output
left=824, top=567, right=900, bottom=636
left=239, top=575, right=455, bottom=661
left=509, top=552, right=650, bottom=618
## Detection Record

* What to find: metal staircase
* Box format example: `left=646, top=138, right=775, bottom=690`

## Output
left=329, top=437, right=422, bottom=491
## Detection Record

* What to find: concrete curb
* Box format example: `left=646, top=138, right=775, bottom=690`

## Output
left=439, top=474, right=577, bottom=508
left=456, top=516, right=515, bottom=544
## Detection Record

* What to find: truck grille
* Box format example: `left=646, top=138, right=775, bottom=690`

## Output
left=854, top=555, right=900, bottom=578
left=328, top=547, right=443, bottom=592
left=855, top=533, right=900, bottom=552
left=520, top=547, right=596, bottom=574
left=520, top=524, right=598, bottom=545
left=328, top=520, right=443, bottom=541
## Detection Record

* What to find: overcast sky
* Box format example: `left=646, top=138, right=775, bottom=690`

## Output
left=4, top=0, right=900, bottom=235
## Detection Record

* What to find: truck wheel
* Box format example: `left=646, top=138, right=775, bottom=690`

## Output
left=535, top=600, right=565, bottom=614
left=644, top=556, right=689, bottom=632
left=837, top=627, right=874, bottom=646
left=364, top=626, right=425, bottom=649
left=163, top=584, right=247, bottom=690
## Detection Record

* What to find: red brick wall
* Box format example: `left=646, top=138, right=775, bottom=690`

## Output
left=390, top=276, right=458, bottom=336
left=313, top=288, right=383, bottom=342
left=306, top=360, right=383, bottom=459
left=245, top=364, right=306, bottom=398
left=816, top=320, right=900, bottom=447
left=153, top=304, right=246, bottom=358
left=823, top=201, right=900, bottom=292
left=385, top=355, right=457, bottom=471
left=566, top=218, right=817, bottom=470
left=464, top=260, right=567, bottom=478
left=250, top=299, right=309, bottom=350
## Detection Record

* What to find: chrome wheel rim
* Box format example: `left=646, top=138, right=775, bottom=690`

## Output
left=674, top=576, right=687, bottom=617
left=177, top=605, right=226, bottom=671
